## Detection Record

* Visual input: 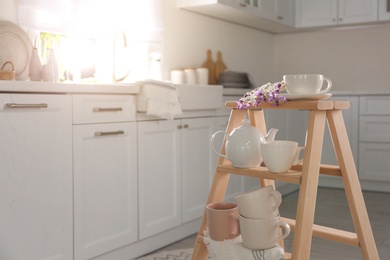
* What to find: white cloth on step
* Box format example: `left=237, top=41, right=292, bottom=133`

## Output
left=203, top=230, right=284, bottom=260
left=140, top=79, right=183, bottom=120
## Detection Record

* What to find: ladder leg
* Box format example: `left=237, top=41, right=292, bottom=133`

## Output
left=248, top=109, right=275, bottom=188
left=292, top=110, right=326, bottom=260
left=192, top=108, right=247, bottom=260
left=326, top=110, right=379, bottom=259
left=248, top=109, right=285, bottom=249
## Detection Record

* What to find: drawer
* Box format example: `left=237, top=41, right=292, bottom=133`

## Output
left=360, top=96, right=390, bottom=115
left=359, top=142, right=390, bottom=182
left=359, top=115, right=390, bottom=142
left=73, top=94, right=136, bottom=124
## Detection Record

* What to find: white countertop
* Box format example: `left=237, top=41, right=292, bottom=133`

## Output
left=0, top=80, right=140, bottom=94
left=1, top=80, right=389, bottom=97
left=223, top=88, right=390, bottom=97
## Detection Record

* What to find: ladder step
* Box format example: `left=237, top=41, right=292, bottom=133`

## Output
left=291, top=164, right=342, bottom=177
left=281, top=217, right=359, bottom=247
left=217, top=164, right=302, bottom=184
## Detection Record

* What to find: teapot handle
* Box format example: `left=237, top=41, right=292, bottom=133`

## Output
left=210, top=131, right=227, bottom=158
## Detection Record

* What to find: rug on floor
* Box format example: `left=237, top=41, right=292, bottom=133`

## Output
left=136, top=248, right=193, bottom=260
left=136, top=248, right=215, bottom=260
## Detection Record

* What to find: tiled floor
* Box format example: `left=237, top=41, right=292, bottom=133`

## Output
left=151, top=187, right=390, bottom=259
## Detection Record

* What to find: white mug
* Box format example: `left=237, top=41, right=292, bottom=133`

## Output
left=184, top=69, right=197, bottom=84
left=283, top=74, right=332, bottom=95
left=261, top=140, right=305, bottom=173
left=239, top=214, right=290, bottom=250
left=206, top=202, right=240, bottom=241
left=170, top=70, right=185, bottom=84
left=234, top=185, right=282, bottom=219
left=196, top=68, right=209, bottom=85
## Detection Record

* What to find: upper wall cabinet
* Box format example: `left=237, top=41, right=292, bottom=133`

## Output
left=296, top=0, right=378, bottom=28
left=379, top=0, right=390, bottom=21
left=177, top=0, right=297, bottom=33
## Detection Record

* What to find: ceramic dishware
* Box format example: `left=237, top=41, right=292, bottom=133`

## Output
left=184, top=69, right=197, bottom=84
left=239, top=214, right=290, bottom=250
left=210, top=119, right=278, bottom=168
left=206, top=202, right=240, bottom=241
left=283, top=74, right=332, bottom=95
left=234, top=185, right=282, bottom=219
left=196, top=68, right=209, bottom=85
left=170, top=70, right=184, bottom=84
left=261, top=140, right=305, bottom=173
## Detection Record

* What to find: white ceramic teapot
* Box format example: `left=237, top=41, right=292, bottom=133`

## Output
left=210, top=119, right=278, bottom=168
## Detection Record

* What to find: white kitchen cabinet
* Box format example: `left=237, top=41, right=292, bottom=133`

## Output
left=73, top=95, right=138, bottom=260
left=138, top=117, right=216, bottom=239
left=296, top=0, right=378, bottom=28
left=178, top=0, right=296, bottom=33
left=0, top=94, right=73, bottom=260
left=274, top=0, right=296, bottom=26
left=181, top=117, right=216, bottom=222
left=137, top=119, right=182, bottom=239
left=379, top=0, right=390, bottom=21
left=358, top=96, right=390, bottom=187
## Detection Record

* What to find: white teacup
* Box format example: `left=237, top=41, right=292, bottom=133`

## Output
left=283, top=74, right=332, bottom=95
left=261, top=140, right=305, bottom=173
left=239, top=214, right=290, bottom=250
left=234, top=185, right=282, bottom=219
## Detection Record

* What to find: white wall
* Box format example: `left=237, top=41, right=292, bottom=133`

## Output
left=2, top=0, right=390, bottom=91
left=161, top=1, right=276, bottom=85
left=274, top=25, right=390, bottom=91
left=0, top=0, right=17, bottom=23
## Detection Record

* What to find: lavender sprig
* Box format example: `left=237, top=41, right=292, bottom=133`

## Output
left=237, top=81, right=287, bottom=109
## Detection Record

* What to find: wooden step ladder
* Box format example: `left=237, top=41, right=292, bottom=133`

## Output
left=192, top=100, right=379, bottom=260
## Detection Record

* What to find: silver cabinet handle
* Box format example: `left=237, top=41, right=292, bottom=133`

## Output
left=93, top=107, right=123, bottom=112
left=5, top=103, right=48, bottom=109
left=177, top=125, right=183, bottom=129
left=95, top=130, right=125, bottom=136
left=183, top=124, right=189, bottom=128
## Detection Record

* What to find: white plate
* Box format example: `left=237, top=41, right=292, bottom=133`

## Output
left=0, top=21, right=32, bottom=80
left=276, top=93, right=332, bottom=100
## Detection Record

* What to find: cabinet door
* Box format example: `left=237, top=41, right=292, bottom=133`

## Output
left=379, top=0, right=390, bottom=21
left=339, top=0, right=378, bottom=24
left=73, top=122, right=138, bottom=260
left=359, top=143, right=390, bottom=182
left=138, top=120, right=181, bottom=239
left=296, top=0, right=338, bottom=27
left=0, top=94, right=72, bottom=260
left=181, top=117, right=216, bottom=222
left=275, top=0, right=295, bottom=26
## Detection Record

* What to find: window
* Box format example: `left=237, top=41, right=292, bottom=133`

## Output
left=17, top=0, right=163, bottom=82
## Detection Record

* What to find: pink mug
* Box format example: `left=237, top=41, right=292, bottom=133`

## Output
left=206, top=202, right=240, bottom=241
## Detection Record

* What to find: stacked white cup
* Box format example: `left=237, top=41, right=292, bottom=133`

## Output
left=234, top=185, right=290, bottom=250
left=170, top=68, right=209, bottom=85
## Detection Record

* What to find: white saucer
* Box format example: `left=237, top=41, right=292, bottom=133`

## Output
left=276, top=93, right=332, bottom=101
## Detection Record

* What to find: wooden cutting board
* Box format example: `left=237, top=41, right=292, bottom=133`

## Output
left=215, top=51, right=227, bottom=83
left=202, top=49, right=217, bottom=85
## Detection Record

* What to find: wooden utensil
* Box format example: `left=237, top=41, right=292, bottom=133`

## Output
left=215, top=51, right=227, bottom=83
left=202, top=49, right=216, bottom=84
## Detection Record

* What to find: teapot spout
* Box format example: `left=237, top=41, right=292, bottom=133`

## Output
left=264, top=128, right=279, bottom=142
